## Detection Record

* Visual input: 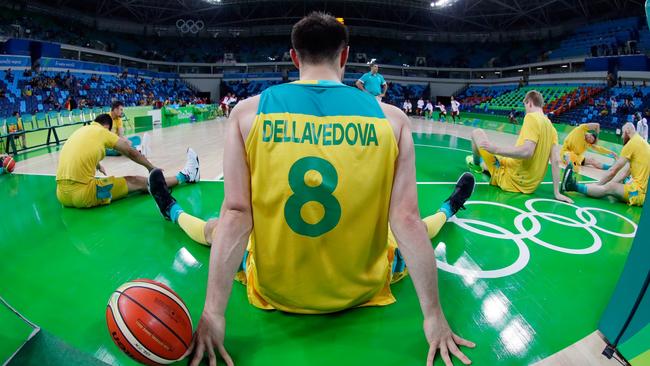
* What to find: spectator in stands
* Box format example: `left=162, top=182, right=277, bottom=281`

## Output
left=621, top=99, right=633, bottom=115
left=611, top=97, right=618, bottom=115
left=23, top=69, right=32, bottom=78
left=606, top=73, right=616, bottom=88
left=23, top=85, right=32, bottom=97
left=416, top=97, right=424, bottom=117
left=11, top=111, right=27, bottom=148
left=636, top=112, right=648, bottom=141
left=0, top=88, right=5, bottom=99
left=508, top=109, right=518, bottom=125
left=5, top=68, right=13, bottom=82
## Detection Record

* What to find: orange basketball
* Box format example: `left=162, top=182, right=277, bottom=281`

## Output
left=106, top=279, right=193, bottom=365
left=2, top=156, right=15, bottom=173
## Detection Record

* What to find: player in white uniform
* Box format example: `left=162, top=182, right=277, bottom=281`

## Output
left=425, top=100, right=434, bottom=120
left=435, top=101, right=447, bottom=122
left=450, top=96, right=461, bottom=124
left=416, top=98, right=425, bottom=117
left=402, top=99, right=412, bottom=115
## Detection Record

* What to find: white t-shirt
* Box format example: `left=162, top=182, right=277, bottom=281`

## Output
left=436, top=104, right=447, bottom=113
left=403, top=101, right=412, bottom=110
left=417, top=99, right=424, bottom=108
left=425, top=102, right=433, bottom=111
left=637, top=118, right=649, bottom=140
left=451, top=100, right=460, bottom=112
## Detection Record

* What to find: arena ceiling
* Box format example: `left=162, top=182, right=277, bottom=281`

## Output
left=34, top=0, right=646, bottom=32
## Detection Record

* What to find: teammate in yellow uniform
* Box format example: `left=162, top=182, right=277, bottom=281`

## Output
left=56, top=113, right=199, bottom=208
left=109, top=101, right=125, bottom=137
left=148, top=13, right=476, bottom=366
left=562, top=122, right=649, bottom=206
left=561, top=122, right=617, bottom=172
left=467, top=90, right=572, bottom=203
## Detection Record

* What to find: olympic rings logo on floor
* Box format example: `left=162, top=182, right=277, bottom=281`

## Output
left=437, top=198, right=638, bottom=279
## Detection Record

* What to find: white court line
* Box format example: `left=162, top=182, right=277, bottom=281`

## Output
left=414, top=144, right=473, bottom=153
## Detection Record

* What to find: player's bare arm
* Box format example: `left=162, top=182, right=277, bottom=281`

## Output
left=188, top=97, right=259, bottom=366
left=481, top=139, right=536, bottom=160
left=114, top=137, right=155, bottom=172
left=381, top=103, right=475, bottom=366
left=551, top=144, right=573, bottom=203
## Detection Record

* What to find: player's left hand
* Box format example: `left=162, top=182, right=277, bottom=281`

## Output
left=186, top=311, right=233, bottom=366
left=98, top=165, right=107, bottom=176
left=424, top=313, right=475, bottom=366
left=555, top=192, right=574, bottom=204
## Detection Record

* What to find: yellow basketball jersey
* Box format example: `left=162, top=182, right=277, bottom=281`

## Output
left=244, top=80, right=398, bottom=314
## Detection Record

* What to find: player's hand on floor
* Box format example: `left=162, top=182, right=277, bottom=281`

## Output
left=424, top=314, right=475, bottom=366
left=186, top=311, right=233, bottom=366
left=555, top=192, right=574, bottom=204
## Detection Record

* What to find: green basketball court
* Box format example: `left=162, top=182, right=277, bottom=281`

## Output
left=0, top=124, right=642, bottom=365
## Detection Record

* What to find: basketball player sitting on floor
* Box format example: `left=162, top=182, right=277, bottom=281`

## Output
left=560, top=122, right=617, bottom=173
left=561, top=122, right=649, bottom=206
left=55, top=113, right=199, bottom=208
left=467, top=90, right=573, bottom=203
left=148, top=12, right=476, bottom=366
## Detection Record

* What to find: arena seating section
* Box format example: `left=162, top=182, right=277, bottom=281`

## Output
left=550, top=17, right=642, bottom=59
left=0, top=71, right=193, bottom=117
left=6, top=10, right=646, bottom=67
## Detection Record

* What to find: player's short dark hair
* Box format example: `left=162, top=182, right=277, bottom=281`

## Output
left=111, top=100, right=124, bottom=111
left=95, top=113, right=113, bottom=131
left=291, top=12, right=349, bottom=65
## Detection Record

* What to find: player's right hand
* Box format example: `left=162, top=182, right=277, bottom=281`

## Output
left=186, top=311, right=234, bottom=366
left=424, top=313, right=475, bottom=366
left=555, top=192, right=574, bottom=204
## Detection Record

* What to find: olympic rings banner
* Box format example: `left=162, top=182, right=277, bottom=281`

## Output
left=176, top=19, right=205, bottom=34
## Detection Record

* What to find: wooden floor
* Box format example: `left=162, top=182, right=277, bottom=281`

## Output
left=11, top=117, right=625, bottom=366
left=15, top=117, right=610, bottom=182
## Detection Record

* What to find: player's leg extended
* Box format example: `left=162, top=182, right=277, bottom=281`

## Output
left=423, top=172, right=475, bottom=237
left=391, top=172, right=475, bottom=283
left=561, top=165, right=627, bottom=201
left=583, top=156, right=612, bottom=170
left=468, top=128, right=494, bottom=173
left=148, top=168, right=216, bottom=246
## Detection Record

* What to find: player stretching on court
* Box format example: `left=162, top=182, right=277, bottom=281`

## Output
left=56, top=114, right=199, bottom=208
left=450, top=96, right=461, bottom=123
left=560, top=122, right=617, bottom=173
left=467, top=90, right=572, bottom=203
left=562, top=122, right=649, bottom=206
left=435, top=101, right=447, bottom=122
left=149, top=12, right=475, bottom=366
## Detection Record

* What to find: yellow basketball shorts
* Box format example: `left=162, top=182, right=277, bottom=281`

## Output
left=478, top=148, right=517, bottom=192
left=562, top=151, right=585, bottom=172
left=56, top=177, right=128, bottom=208
left=234, top=228, right=409, bottom=286
left=624, top=182, right=646, bottom=206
